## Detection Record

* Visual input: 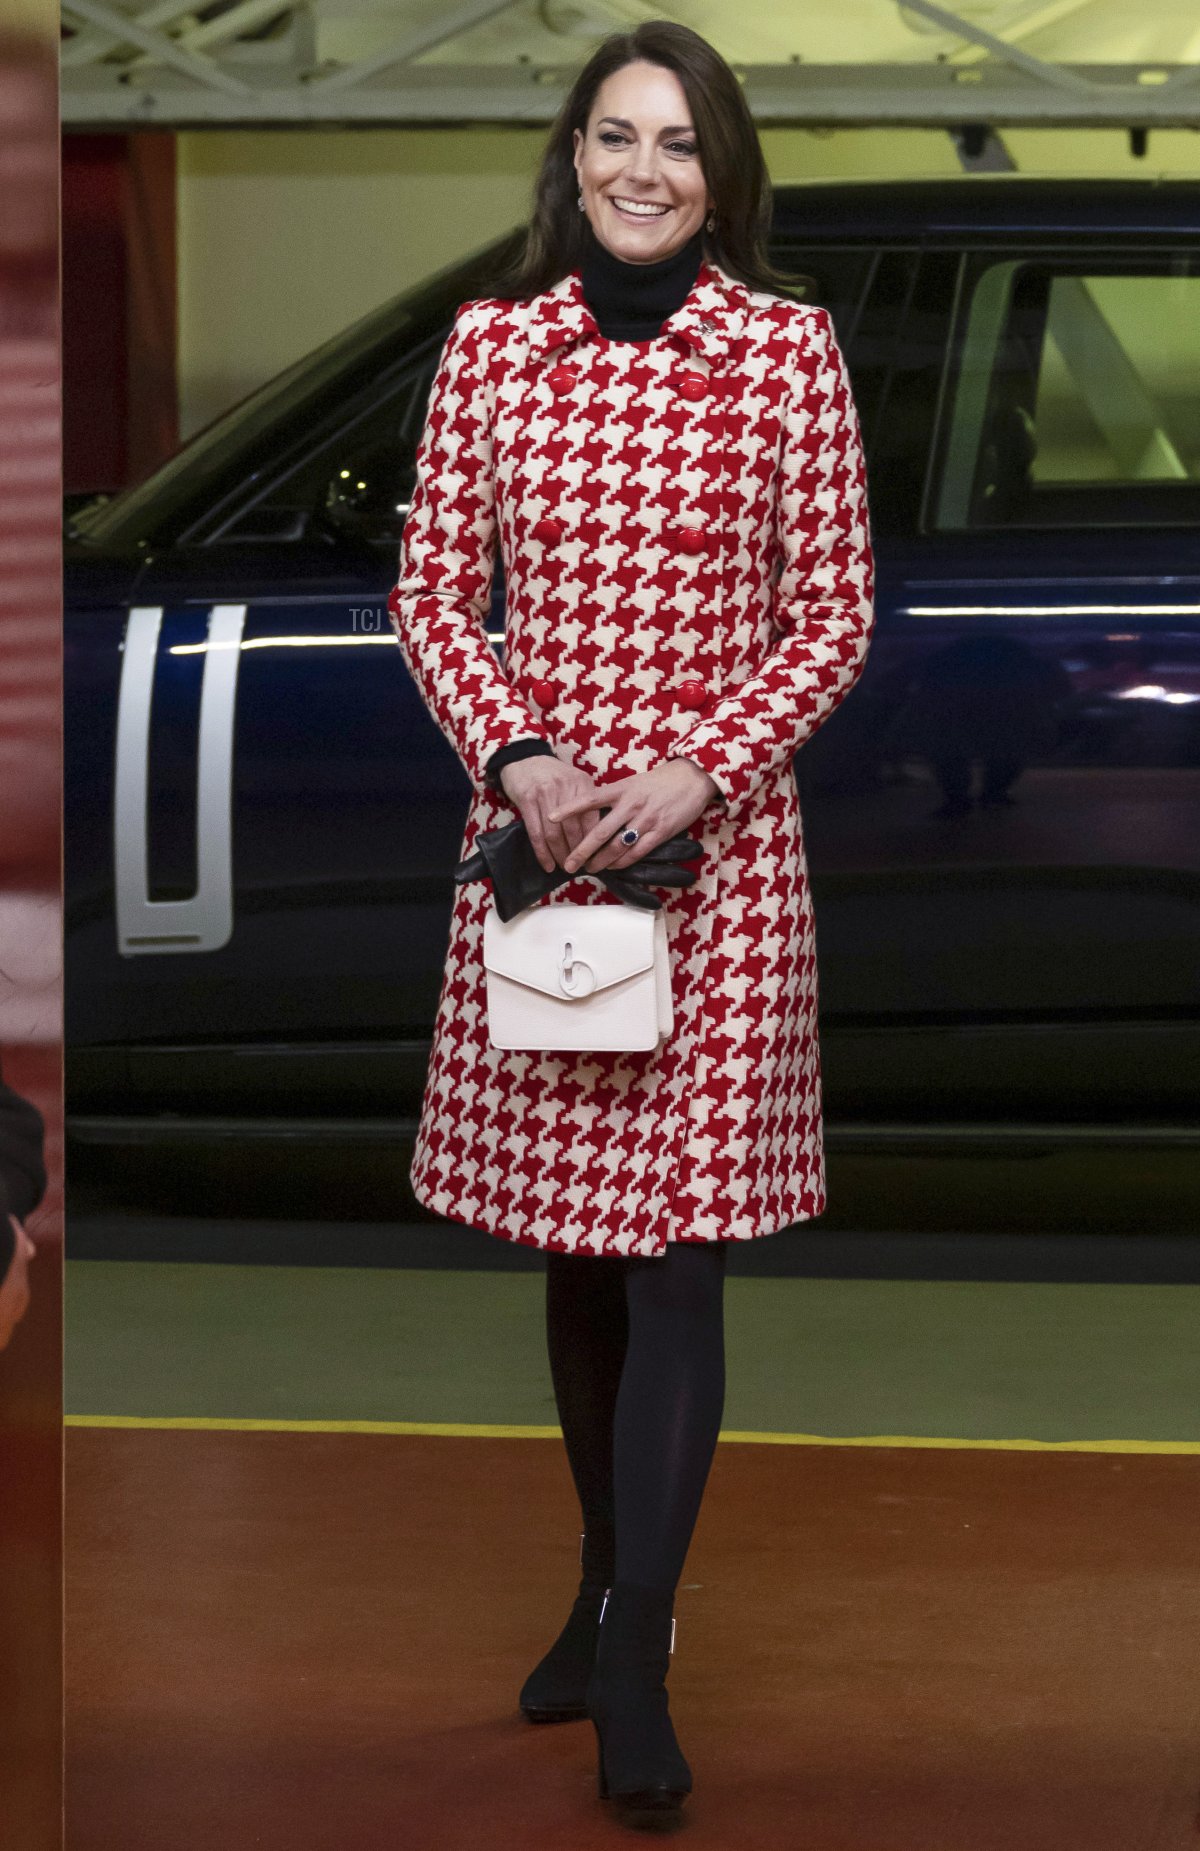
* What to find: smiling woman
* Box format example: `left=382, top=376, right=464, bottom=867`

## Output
left=387, top=18, right=873, bottom=1830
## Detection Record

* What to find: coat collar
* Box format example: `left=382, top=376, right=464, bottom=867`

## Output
left=523, top=258, right=749, bottom=368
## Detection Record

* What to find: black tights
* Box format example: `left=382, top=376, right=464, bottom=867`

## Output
left=544, top=1242, right=728, bottom=1596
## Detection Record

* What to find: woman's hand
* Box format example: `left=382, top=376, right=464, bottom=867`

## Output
left=498, top=755, right=605, bottom=875
left=547, top=759, right=719, bottom=876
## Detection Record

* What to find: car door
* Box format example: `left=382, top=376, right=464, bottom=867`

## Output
left=806, top=239, right=1200, bottom=1124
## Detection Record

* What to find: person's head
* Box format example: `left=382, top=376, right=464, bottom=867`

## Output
left=492, top=21, right=806, bottom=300
left=0, top=1216, right=35, bottom=1352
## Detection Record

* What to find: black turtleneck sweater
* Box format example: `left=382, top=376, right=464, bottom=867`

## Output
left=485, top=223, right=705, bottom=793
left=579, top=217, right=704, bottom=341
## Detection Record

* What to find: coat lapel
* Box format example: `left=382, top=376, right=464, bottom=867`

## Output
left=523, top=267, right=598, bottom=364
left=662, top=262, right=749, bottom=365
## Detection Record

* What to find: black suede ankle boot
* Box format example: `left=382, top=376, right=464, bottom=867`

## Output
left=519, top=1530, right=612, bottom=1724
left=586, top=1580, right=692, bottom=1823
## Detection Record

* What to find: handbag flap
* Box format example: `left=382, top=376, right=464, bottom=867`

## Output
left=483, top=902, right=658, bottom=1001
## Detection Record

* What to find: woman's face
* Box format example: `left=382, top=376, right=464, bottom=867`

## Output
left=572, top=60, right=712, bottom=266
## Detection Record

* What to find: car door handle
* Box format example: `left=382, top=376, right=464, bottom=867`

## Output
left=114, top=603, right=245, bottom=956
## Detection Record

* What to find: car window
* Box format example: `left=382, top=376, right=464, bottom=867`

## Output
left=840, top=248, right=959, bottom=537
left=929, top=254, right=1200, bottom=531
left=78, top=299, right=419, bottom=549
left=205, top=357, right=439, bottom=547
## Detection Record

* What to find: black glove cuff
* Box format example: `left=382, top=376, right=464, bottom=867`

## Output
left=484, top=738, right=557, bottom=793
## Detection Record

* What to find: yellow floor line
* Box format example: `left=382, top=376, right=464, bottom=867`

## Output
left=63, top=1415, right=1200, bottom=1454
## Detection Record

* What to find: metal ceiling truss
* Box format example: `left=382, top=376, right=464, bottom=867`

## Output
left=60, top=0, right=1200, bottom=129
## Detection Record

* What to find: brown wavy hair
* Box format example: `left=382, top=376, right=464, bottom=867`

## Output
left=488, top=21, right=810, bottom=302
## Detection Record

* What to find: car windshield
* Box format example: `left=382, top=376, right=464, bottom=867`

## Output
left=75, top=229, right=522, bottom=549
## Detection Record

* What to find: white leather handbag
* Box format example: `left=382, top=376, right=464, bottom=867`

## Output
left=482, top=900, right=674, bottom=1052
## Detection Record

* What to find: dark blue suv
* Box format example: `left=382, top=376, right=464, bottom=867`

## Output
left=65, top=178, right=1200, bottom=1235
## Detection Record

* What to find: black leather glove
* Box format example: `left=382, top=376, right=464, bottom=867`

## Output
left=454, top=812, right=704, bottom=922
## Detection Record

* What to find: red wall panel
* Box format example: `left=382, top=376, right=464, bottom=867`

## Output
left=0, top=29, right=64, bottom=1849
left=62, top=131, right=177, bottom=495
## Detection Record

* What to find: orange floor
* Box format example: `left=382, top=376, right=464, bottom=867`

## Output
left=66, top=1426, right=1200, bottom=1849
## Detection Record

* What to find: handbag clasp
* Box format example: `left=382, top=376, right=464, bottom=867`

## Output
left=558, top=937, right=597, bottom=999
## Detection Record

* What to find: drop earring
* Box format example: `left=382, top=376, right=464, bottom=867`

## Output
left=705, top=208, right=716, bottom=234
left=578, top=186, right=586, bottom=213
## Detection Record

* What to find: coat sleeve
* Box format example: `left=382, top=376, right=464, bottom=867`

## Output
left=667, top=305, right=874, bottom=826
left=387, top=301, right=555, bottom=794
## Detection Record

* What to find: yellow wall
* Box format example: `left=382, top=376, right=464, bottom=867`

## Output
left=177, top=123, right=1200, bottom=440
left=177, top=127, right=542, bottom=436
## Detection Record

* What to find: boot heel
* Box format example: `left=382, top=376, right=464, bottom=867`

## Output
left=585, top=1582, right=692, bottom=1821
left=594, top=1721, right=609, bottom=1799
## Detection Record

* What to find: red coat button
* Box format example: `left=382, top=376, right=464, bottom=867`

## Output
left=673, top=524, right=705, bottom=555
left=532, top=517, right=564, bottom=544
left=547, top=366, right=577, bottom=396
left=530, top=677, right=560, bottom=709
left=677, top=678, right=708, bottom=710
left=678, top=372, right=710, bottom=401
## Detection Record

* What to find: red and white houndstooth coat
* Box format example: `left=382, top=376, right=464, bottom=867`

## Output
left=388, top=255, right=874, bottom=1258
